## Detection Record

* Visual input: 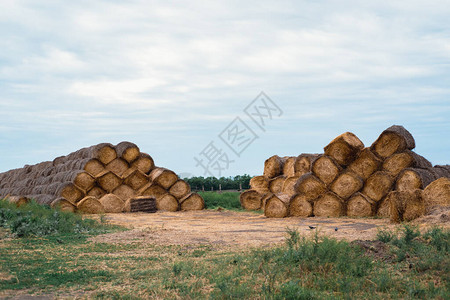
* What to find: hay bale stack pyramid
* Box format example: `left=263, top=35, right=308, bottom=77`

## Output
left=0, top=142, right=204, bottom=213
left=241, top=125, right=449, bottom=222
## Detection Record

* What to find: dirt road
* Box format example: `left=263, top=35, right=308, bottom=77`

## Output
left=91, top=210, right=419, bottom=247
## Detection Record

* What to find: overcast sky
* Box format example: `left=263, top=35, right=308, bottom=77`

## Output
left=1, top=0, right=449, bottom=177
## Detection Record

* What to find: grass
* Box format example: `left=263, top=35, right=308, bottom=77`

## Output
left=1, top=213, right=448, bottom=299
left=198, top=191, right=243, bottom=210
left=0, top=199, right=120, bottom=238
left=1, top=199, right=448, bottom=298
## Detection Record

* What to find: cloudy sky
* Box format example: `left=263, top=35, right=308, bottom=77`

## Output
left=1, top=0, right=449, bottom=177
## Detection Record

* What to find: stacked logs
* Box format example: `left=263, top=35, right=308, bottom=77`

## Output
left=240, top=126, right=449, bottom=222
left=0, top=142, right=204, bottom=214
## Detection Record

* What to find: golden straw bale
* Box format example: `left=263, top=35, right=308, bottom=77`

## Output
left=324, top=132, right=364, bottom=166
left=362, top=171, right=395, bottom=202
left=179, top=193, right=205, bottom=211
left=313, top=192, right=345, bottom=217
left=289, top=194, right=314, bottom=217
left=371, top=125, right=415, bottom=158
left=240, top=190, right=263, bottom=210
left=347, top=148, right=382, bottom=180
left=330, top=171, right=364, bottom=200
left=264, top=194, right=290, bottom=218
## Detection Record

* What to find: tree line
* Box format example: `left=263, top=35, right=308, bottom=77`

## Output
left=183, top=175, right=252, bottom=191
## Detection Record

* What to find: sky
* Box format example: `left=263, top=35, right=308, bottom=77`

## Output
left=0, top=0, right=449, bottom=177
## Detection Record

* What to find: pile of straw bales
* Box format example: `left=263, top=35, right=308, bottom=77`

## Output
left=0, top=142, right=204, bottom=213
left=241, top=126, right=449, bottom=222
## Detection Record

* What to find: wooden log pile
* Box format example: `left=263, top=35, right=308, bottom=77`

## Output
left=0, top=142, right=204, bottom=214
left=240, top=126, right=449, bottom=222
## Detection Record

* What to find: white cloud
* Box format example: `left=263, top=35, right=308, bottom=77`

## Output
left=0, top=0, right=449, bottom=174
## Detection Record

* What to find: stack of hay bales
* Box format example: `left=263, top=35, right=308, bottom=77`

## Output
left=0, top=142, right=204, bottom=214
left=240, top=126, right=449, bottom=222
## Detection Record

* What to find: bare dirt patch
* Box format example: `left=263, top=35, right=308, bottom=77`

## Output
left=88, top=209, right=449, bottom=247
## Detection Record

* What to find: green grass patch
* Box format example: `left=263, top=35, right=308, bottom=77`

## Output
left=0, top=199, right=121, bottom=238
left=198, top=191, right=243, bottom=210
left=1, top=225, right=448, bottom=298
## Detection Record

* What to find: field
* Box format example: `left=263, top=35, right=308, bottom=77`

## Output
left=0, top=194, right=449, bottom=299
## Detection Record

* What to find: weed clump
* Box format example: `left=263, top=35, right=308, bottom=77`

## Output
left=0, top=199, right=114, bottom=237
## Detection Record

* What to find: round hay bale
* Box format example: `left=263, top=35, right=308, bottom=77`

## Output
left=240, top=190, right=263, bottom=210
left=282, top=176, right=300, bottom=197
left=261, top=193, right=274, bottom=212
left=324, top=132, right=364, bottom=166
left=269, top=176, right=286, bottom=194
left=66, top=147, right=91, bottom=161
left=50, top=198, right=76, bottom=213
left=371, top=125, right=415, bottom=158
left=389, top=190, right=424, bottom=223
left=106, top=158, right=129, bottom=177
left=402, top=190, right=425, bottom=222
left=116, top=141, right=140, bottom=163
left=313, top=192, right=344, bottom=217
left=73, top=159, right=88, bottom=171
left=92, top=143, right=117, bottom=165
left=169, top=180, right=191, bottom=199
left=430, top=165, right=450, bottom=178
left=294, top=173, right=327, bottom=201
left=330, top=171, right=363, bottom=200
left=73, top=171, right=96, bottom=192
left=87, top=186, right=107, bottom=199
left=347, top=192, right=375, bottom=217
left=149, top=168, right=178, bottom=189
left=382, top=150, right=432, bottom=176
left=28, top=194, right=54, bottom=205
left=139, top=183, right=167, bottom=200
left=250, top=176, right=270, bottom=194
left=124, top=169, right=149, bottom=190
left=347, top=148, right=382, bottom=180
left=289, top=194, right=314, bottom=217
left=131, top=153, right=155, bottom=174
left=435, top=165, right=450, bottom=174
left=77, top=196, right=105, bottom=214
left=377, top=195, right=391, bottom=218
left=112, top=184, right=136, bottom=202
left=83, top=159, right=105, bottom=177
left=180, top=193, right=205, bottom=211
left=156, top=194, right=179, bottom=211
left=283, top=156, right=296, bottom=177
left=99, top=194, right=124, bottom=213
left=396, top=168, right=436, bottom=192
left=294, top=154, right=319, bottom=176
left=362, top=171, right=395, bottom=202
left=45, top=182, right=64, bottom=195
left=32, top=185, right=47, bottom=195
left=52, top=155, right=66, bottom=167
left=311, top=155, right=341, bottom=185
left=96, top=171, right=123, bottom=193
left=57, top=183, right=85, bottom=203
left=422, top=177, right=450, bottom=213
left=264, top=194, right=290, bottom=218
left=264, top=155, right=284, bottom=178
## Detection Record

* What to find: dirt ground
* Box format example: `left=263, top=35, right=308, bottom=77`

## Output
left=90, top=208, right=450, bottom=247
